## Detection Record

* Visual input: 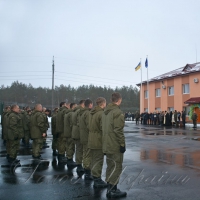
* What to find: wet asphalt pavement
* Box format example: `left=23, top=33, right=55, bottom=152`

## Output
left=1, top=122, right=200, bottom=200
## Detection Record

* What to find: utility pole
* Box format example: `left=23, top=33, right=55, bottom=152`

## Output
left=52, top=56, right=55, bottom=111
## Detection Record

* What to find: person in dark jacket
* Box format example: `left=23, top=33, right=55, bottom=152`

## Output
left=164, top=111, right=170, bottom=126
left=140, top=113, right=144, bottom=124
left=51, top=107, right=58, bottom=156
left=135, top=111, right=140, bottom=125
left=174, top=110, right=178, bottom=127
left=149, top=112, right=152, bottom=125
left=169, top=111, right=173, bottom=126
left=131, top=113, right=135, bottom=121
left=181, top=111, right=186, bottom=128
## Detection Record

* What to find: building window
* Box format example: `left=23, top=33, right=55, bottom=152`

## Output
left=184, top=106, right=190, bottom=116
left=155, top=88, right=161, bottom=97
left=144, top=90, right=148, bottom=99
left=168, top=86, right=174, bottom=96
left=168, top=107, right=174, bottom=111
left=144, top=108, right=148, bottom=112
left=182, top=84, right=189, bottom=94
left=155, top=107, right=161, bottom=111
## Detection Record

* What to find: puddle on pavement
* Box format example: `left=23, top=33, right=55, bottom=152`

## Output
left=140, top=149, right=200, bottom=171
left=124, top=131, right=139, bottom=133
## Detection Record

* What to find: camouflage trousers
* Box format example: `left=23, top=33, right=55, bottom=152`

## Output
left=66, top=137, right=75, bottom=159
left=90, top=149, right=104, bottom=178
left=105, top=153, right=124, bottom=185
left=6, top=139, right=11, bottom=155
left=57, top=136, right=67, bottom=155
left=74, top=139, right=83, bottom=165
left=24, top=130, right=30, bottom=144
left=82, top=144, right=91, bottom=170
left=52, top=135, right=58, bottom=151
left=32, top=138, right=43, bottom=157
left=9, top=139, right=20, bottom=159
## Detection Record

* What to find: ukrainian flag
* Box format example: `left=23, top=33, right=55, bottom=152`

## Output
left=135, top=62, right=141, bottom=71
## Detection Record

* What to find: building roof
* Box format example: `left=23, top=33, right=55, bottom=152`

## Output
left=184, top=97, right=200, bottom=104
left=136, top=62, right=200, bottom=86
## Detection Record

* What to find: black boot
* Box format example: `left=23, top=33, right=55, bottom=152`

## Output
left=67, top=158, right=77, bottom=166
left=8, top=157, right=20, bottom=164
left=106, top=184, right=127, bottom=198
left=76, top=164, right=85, bottom=173
left=22, top=138, right=25, bottom=145
left=52, top=150, right=58, bottom=156
left=25, top=142, right=30, bottom=148
left=58, top=154, right=68, bottom=163
left=93, top=177, right=108, bottom=188
left=42, top=142, right=49, bottom=149
left=84, top=169, right=93, bottom=180
left=32, top=155, right=44, bottom=160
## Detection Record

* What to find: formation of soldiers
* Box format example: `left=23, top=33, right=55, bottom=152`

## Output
left=1, top=92, right=127, bottom=199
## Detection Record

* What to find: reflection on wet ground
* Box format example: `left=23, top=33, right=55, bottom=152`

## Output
left=1, top=123, right=200, bottom=200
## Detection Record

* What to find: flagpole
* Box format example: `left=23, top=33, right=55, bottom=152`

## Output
left=140, top=58, right=143, bottom=113
left=147, top=55, right=149, bottom=112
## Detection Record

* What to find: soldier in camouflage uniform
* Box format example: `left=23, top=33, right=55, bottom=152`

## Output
left=192, top=110, right=198, bottom=128
left=72, top=100, right=85, bottom=173
left=1, top=106, right=11, bottom=144
left=88, top=97, right=107, bottom=188
left=80, top=99, right=93, bottom=179
left=56, top=102, right=70, bottom=163
left=7, top=105, right=24, bottom=164
left=1, top=106, right=11, bottom=159
left=23, top=107, right=32, bottom=147
left=64, top=103, right=77, bottom=166
left=30, top=104, right=46, bottom=160
left=51, top=107, right=58, bottom=156
left=102, top=93, right=127, bottom=198
left=42, top=107, right=50, bottom=148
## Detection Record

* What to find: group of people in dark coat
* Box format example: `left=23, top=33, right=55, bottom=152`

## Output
left=139, top=110, right=187, bottom=127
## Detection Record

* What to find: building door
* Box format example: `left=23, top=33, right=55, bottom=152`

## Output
left=194, top=107, right=200, bottom=123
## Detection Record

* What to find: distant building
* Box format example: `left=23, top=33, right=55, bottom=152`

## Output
left=137, top=62, right=200, bottom=122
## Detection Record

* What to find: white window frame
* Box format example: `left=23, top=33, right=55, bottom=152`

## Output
left=182, top=84, right=190, bottom=94
left=155, top=88, right=161, bottom=97
left=144, top=90, right=148, bottom=99
left=168, top=86, right=174, bottom=96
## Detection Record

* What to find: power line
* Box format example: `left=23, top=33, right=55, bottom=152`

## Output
left=0, top=71, right=51, bottom=73
left=0, top=75, right=52, bottom=77
left=55, top=71, right=136, bottom=84
left=54, top=78, right=132, bottom=87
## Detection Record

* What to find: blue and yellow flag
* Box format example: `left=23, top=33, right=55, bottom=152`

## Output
left=135, top=62, right=141, bottom=71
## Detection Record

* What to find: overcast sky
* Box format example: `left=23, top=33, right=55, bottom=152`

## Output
left=1, top=0, right=200, bottom=89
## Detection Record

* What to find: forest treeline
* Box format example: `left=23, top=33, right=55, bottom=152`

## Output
left=0, top=81, right=140, bottom=112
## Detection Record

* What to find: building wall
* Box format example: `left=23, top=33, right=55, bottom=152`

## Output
left=141, top=72, right=200, bottom=113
